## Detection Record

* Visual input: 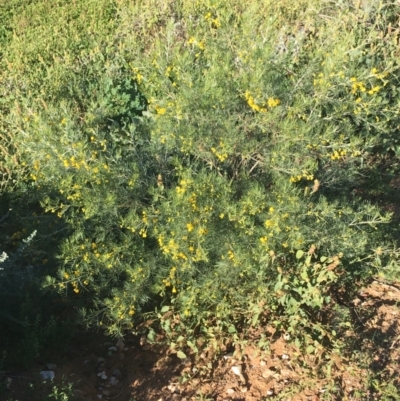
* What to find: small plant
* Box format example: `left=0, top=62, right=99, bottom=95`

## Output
left=47, top=381, right=74, bottom=401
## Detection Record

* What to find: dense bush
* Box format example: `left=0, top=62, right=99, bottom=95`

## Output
left=1, top=0, right=400, bottom=370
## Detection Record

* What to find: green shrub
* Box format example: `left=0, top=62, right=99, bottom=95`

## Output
left=1, top=0, right=400, bottom=363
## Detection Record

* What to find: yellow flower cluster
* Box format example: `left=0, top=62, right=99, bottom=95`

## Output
left=131, top=67, right=143, bottom=84
left=211, top=141, right=228, bottom=162
left=330, top=149, right=347, bottom=160
left=176, top=178, right=191, bottom=196
left=350, top=77, right=366, bottom=94
left=155, top=105, right=167, bottom=115
left=244, top=91, right=280, bottom=112
left=204, top=12, right=221, bottom=28
left=289, top=172, right=314, bottom=183
left=267, top=98, right=281, bottom=108
left=244, top=90, right=266, bottom=113
left=62, top=155, right=88, bottom=170
left=162, top=266, right=177, bottom=293
left=188, top=37, right=205, bottom=51
left=370, top=67, right=388, bottom=80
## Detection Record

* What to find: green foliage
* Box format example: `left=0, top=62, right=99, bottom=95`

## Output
left=1, top=0, right=400, bottom=391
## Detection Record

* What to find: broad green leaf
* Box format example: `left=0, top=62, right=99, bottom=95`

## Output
left=177, top=351, right=187, bottom=359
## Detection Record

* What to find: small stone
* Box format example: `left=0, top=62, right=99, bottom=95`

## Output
left=97, top=395, right=103, bottom=399
left=40, top=371, right=55, bottom=380
left=97, top=371, right=107, bottom=380
left=240, top=386, right=248, bottom=393
left=231, top=365, right=245, bottom=383
left=108, top=346, right=117, bottom=352
left=167, top=384, right=177, bottom=393
left=109, top=376, right=119, bottom=386
left=231, top=365, right=242, bottom=376
left=226, top=388, right=235, bottom=394
left=46, top=363, right=57, bottom=370
left=262, top=370, right=271, bottom=378
left=260, top=360, right=266, bottom=366
left=281, top=354, right=290, bottom=360
left=266, top=390, right=274, bottom=396
left=116, top=339, right=125, bottom=351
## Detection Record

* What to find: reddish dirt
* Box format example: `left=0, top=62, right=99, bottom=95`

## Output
left=2, top=280, right=400, bottom=401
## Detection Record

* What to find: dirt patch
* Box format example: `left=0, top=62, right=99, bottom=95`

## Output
left=2, top=280, right=400, bottom=401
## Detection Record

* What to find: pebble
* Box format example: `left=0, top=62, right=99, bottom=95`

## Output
left=108, top=346, right=117, bottom=352
left=116, top=339, right=125, bottom=350
left=226, top=388, right=235, bottom=394
left=40, top=371, right=55, bottom=380
left=97, top=371, right=107, bottom=380
left=109, top=376, right=119, bottom=386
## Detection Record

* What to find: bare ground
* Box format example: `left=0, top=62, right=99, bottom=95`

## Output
left=2, top=280, right=400, bottom=401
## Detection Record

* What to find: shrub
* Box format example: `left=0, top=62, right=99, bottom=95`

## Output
left=1, top=0, right=400, bottom=360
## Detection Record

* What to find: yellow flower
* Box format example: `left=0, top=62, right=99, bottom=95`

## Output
left=265, top=219, right=274, bottom=228
left=267, top=98, right=280, bottom=108
left=155, top=106, right=167, bottom=115
left=186, top=223, right=194, bottom=232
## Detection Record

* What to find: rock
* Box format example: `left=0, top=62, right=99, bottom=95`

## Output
left=40, top=371, right=55, bottom=380
left=109, top=376, right=119, bottom=386
left=46, top=363, right=57, bottom=370
left=97, top=371, right=107, bottom=380
left=108, top=346, right=117, bottom=352
left=226, top=388, right=235, bottom=394
left=167, top=384, right=177, bottom=393
left=116, top=339, right=125, bottom=351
